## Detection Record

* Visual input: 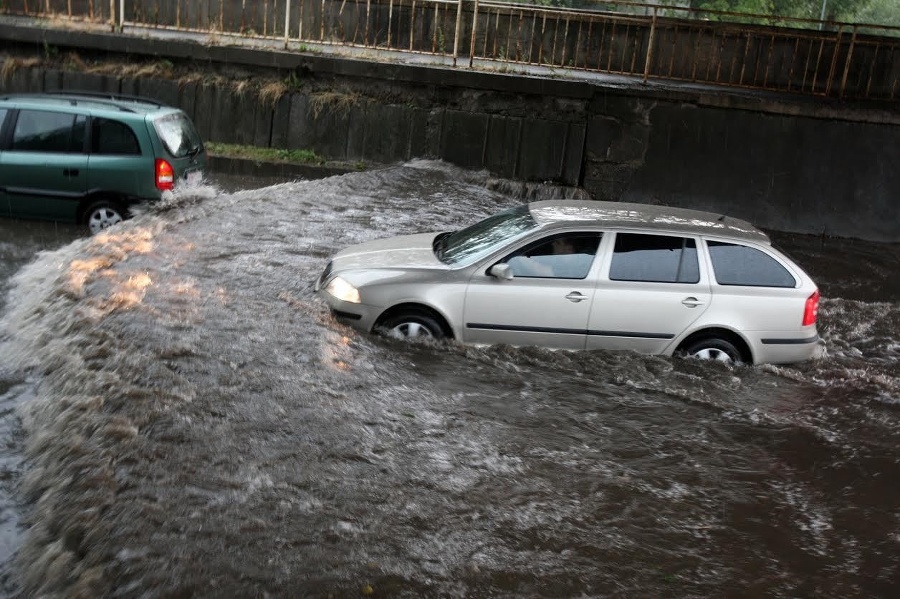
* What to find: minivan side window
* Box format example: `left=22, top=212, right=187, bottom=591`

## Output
left=12, top=110, right=85, bottom=153
left=610, top=233, right=700, bottom=283
left=707, top=241, right=796, bottom=287
left=91, top=118, right=141, bottom=155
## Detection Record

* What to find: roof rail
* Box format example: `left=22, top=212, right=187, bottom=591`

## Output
left=43, top=90, right=168, bottom=108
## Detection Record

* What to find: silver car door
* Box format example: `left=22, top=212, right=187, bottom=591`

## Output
left=586, top=232, right=711, bottom=354
left=462, top=232, right=602, bottom=350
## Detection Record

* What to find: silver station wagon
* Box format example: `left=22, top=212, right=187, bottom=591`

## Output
left=316, top=200, right=821, bottom=364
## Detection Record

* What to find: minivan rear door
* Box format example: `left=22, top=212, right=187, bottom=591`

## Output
left=151, top=111, right=206, bottom=184
left=586, top=232, right=712, bottom=354
left=1, top=110, right=88, bottom=221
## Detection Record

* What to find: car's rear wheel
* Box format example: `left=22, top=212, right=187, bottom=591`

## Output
left=84, top=200, right=126, bottom=235
left=381, top=310, right=446, bottom=340
left=683, top=336, right=743, bottom=363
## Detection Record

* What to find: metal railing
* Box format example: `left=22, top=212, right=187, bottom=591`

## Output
left=1, top=0, right=897, bottom=101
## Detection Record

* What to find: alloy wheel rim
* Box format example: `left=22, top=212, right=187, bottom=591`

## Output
left=89, top=209, right=123, bottom=234
left=692, top=347, right=733, bottom=362
left=390, top=322, right=433, bottom=338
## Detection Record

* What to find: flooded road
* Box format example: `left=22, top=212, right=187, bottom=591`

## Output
left=0, top=161, right=898, bottom=598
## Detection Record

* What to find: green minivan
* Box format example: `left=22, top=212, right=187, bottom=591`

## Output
left=0, top=92, right=206, bottom=234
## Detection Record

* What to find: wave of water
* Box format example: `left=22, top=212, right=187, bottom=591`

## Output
left=0, top=161, right=897, bottom=597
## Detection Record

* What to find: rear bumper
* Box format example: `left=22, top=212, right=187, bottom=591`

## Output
left=753, top=334, right=822, bottom=364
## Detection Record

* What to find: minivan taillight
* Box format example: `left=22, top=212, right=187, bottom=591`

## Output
left=155, top=158, right=175, bottom=191
left=802, top=290, right=820, bottom=326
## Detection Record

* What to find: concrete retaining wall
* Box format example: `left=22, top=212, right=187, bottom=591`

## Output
left=0, top=23, right=898, bottom=241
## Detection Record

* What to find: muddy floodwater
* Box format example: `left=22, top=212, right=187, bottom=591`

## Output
left=0, top=161, right=898, bottom=598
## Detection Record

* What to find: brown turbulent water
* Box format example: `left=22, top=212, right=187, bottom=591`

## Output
left=0, top=161, right=898, bottom=598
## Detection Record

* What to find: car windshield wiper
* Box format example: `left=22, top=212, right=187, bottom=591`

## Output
left=432, top=231, right=452, bottom=261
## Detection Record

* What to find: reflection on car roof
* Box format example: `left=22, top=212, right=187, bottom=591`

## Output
left=528, top=200, right=769, bottom=243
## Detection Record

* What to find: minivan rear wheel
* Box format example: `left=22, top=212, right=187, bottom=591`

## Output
left=84, top=200, right=126, bottom=235
left=683, top=337, right=743, bottom=363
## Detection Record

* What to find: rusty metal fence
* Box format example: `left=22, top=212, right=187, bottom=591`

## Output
left=1, top=0, right=897, bottom=100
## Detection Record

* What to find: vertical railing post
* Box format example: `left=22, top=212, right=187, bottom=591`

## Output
left=387, top=0, right=394, bottom=48
left=284, top=0, right=291, bottom=48
left=468, top=0, right=480, bottom=67
left=643, top=6, right=657, bottom=82
left=452, top=0, right=464, bottom=66
left=118, top=0, right=124, bottom=29
left=824, top=26, right=843, bottom=96
left=839, top=25, right=857, bottom=98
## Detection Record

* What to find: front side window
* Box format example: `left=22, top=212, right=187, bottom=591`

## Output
left=505, top=232, right=602, bottom=279
left=610, top=233, right=700, bottom=283
left=91, top=118, right=141, bottom=155
left=12, top=110, right=84, bottom=153
left=707, top=241, right=796, bottom=287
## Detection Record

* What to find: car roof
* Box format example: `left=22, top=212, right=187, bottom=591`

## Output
left=0, top=92, right=176, bottom=118
left=528, top=200, right=770, bottom=243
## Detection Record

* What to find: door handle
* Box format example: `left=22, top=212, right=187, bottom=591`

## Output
left=565, top=292, right=588, bottom=303
left=63, top=169, right=80, bottom=177
left=682, top=296, right=704, bottom=308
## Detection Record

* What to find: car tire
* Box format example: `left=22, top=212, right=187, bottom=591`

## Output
left=381, top=311, right=446, bottom=340
left=84, top=200, right=127, bottom=235
left=683, top=336, right=743, bottom=364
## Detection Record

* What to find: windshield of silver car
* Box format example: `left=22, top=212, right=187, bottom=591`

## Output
left=435, top=205, right=539, bottom=266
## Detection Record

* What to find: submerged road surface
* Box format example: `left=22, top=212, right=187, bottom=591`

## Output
left=0, top=161, right=898, bottom=598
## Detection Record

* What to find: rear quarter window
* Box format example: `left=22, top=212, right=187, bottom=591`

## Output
left=707, top=241, right=796, bottom=287
left=91, top=118, right=141, bottom=155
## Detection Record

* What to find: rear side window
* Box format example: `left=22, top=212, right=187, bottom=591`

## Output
left=91, top=118, right=141, bottom=155
left=153, top=112, right=202, bottom=158
left=610, top=233, right=700, bottom=283
left=12, top=110, right=85, bottom=153
left=707, top=241, right=796, bottom=287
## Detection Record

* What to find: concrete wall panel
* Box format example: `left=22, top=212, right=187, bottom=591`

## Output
left=440, top=110, right=489, bottom=169
left=286, top=94, right=310, bottom=152
left=517, top=119, right=568, bottom=182
left=485, top=116, right=522, bottom=179
left=138, top=77, right=180, bottom=107
left=362, top=104, right=414, bottom=162
left=270, top=95, right=291, bottom=149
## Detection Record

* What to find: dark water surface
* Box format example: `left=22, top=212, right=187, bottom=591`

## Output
left=0, top=162, right=898, bottom=598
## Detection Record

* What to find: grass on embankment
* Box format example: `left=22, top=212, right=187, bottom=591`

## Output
left=205, top=142, right=326, bottom=165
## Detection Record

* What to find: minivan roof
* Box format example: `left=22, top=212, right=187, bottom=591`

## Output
left=529, top=200, right=770, bottom=243
left=0, top=92, right=172, bottom=116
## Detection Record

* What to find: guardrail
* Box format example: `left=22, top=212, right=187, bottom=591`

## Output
left=1, top=0, right=897, bottom=101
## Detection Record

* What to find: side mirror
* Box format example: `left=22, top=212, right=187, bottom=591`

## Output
left=489, top=263, right=514, bottom=280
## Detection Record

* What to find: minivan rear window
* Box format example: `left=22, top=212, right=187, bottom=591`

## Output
left=153, top=112, right=203, bottom=158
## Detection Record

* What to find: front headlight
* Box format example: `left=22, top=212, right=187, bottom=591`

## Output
left=324, top=276, right=361, bottom=304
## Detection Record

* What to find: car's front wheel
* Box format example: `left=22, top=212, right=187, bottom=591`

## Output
left=84, top=200, right=126, bottom=235
left=682, top=336, right=743, bottom=363
left=381, top=310, right=446, bottom=340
